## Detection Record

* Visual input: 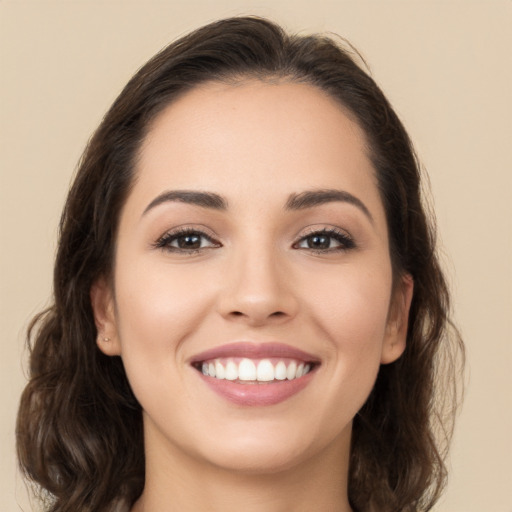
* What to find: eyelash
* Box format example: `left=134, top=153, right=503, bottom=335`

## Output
left=153, top=227, right=355, bottom=255
left=293, top=228, right=355, bottom=253
left=153, top=228, right=220, bottom=254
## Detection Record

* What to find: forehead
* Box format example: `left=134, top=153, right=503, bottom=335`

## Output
left=130, top=80, right=384, bottom=222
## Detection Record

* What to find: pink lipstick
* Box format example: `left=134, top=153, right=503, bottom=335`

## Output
left=190, top=342, right=320, bottom=406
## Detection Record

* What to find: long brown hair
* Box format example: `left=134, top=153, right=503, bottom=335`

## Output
left=17, top=16, right=463, bottom=512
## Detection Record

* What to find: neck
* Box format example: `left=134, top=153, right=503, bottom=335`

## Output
left=131, top=422, right=353, bottom=512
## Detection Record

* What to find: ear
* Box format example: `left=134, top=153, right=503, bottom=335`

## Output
left=380, top=273, right=414, bottom=364
left=90, top=277, right=122, bottom=356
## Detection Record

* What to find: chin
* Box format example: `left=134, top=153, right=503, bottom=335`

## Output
left=190, top=419, right=350, bottom=476
left=204, top=442, right=314, bottom=475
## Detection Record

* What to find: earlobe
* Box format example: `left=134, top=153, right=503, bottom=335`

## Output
left=381, top=273, right=414, bottom=365
left=90, top=277, right=122, bottom=356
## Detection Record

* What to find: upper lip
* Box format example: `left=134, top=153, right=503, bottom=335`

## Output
left=189, top=342, right=320, bottom=364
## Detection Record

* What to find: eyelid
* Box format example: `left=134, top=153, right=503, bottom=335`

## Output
left=152, top=225, right=222, bottom=252
left=294, top=224, right=353, bottom=241
left=292, top=225, right=355, bottom=252
left=151, top=223, right=355, bottom=254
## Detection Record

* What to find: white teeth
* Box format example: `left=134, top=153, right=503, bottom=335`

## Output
left=200, top=358, right=314, bottom=382
left=238, top=358, right=257, bottom=381
left=274, top=361, right=287, bottom=380
left=256, top=359, right=275, bottom=381
left=225, top=361, right=238, bottom=380
left=215, top=361, right=225, bottom=379
left=286, top=361, right=297, bottom=380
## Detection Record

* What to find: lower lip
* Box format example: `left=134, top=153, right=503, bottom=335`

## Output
left=196, top=369, right=316, bottom=406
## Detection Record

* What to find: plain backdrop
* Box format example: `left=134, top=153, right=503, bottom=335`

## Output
left=1, top=1, right=511, bottom=511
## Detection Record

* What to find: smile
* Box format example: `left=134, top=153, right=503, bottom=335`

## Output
left=198, top=358, right=313, bottom=382
left=190, top=342, right=320, bottom=406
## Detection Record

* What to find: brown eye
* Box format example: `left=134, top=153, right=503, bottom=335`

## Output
left=306, top=234, right=331, bottom=250
left=294, top=229, right=355, bottom=252
left=155, top=229, right=220, bottom=253
left=176, top=234, right=203, bottom=249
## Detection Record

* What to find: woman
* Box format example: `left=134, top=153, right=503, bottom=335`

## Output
left=17, top=16, right=463, bottom=512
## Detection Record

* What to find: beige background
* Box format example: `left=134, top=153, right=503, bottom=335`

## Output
left=1, top=1, right=511, bottom=511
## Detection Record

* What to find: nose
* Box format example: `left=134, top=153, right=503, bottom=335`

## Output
left=217, top=245, right=299, bottom=327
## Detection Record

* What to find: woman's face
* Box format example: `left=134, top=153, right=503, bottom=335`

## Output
left=93, top=80, right=412, bottom=474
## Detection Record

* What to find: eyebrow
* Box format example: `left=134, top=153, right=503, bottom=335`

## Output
left=142, top=190, right=228, bottom=216
left=142, top=187, right=372, bottom=222
left=285, top=189, right=373, bottom=222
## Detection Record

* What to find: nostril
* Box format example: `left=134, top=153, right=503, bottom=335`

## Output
left=228, top=310, right=287, bottom=320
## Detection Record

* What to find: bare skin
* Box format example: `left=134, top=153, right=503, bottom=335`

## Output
left=132, top=422, right=349, bottom=512
left=92, top=80, right=413, bottom=512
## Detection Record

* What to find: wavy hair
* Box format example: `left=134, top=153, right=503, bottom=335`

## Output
left=17, top=16, right=463, bottom=512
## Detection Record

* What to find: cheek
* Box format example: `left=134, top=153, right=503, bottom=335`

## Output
left=111, top=258, right=218, bottom=389
left=305, top=262, right=392, bottom=396
left=114, top=257, right=215, bottom=338
left=308, top=261, right=392, bottom=347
